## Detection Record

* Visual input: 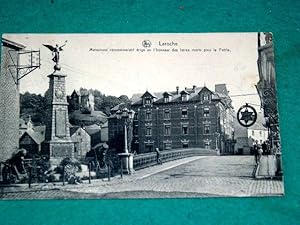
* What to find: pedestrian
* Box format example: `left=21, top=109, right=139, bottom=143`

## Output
left=155, top=148, right=162, bottom=165
left=258, top=145, right=263, bottom=163
left=262, top=141, right=267, bottom=155
left=266, top=140, right=271, bottom=154
left=253, top=140, right=259, bottom=164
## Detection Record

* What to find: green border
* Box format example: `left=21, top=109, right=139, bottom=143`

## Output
left=1, top=0, right=300, bottom=224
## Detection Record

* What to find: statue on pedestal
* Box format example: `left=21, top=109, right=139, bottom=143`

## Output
left=43, top=40, right=68, bottom=71
left=42, top=40, right=74, bottom=166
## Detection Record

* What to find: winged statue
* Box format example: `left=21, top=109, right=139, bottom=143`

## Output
left=43, top=40, right=68, bottom=69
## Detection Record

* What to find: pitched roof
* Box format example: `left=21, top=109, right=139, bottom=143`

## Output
left=20, top=129, right=45, bottom=145
left=163, top=91, right=173, bottom=96
left=131, top=86, right=207, bottom=105
left=180, top=90, right=190, bottom=95
left=140, top=90, right=158, bottom=99
left=71, top=90, right=80, bottom=96
left=69, top=110, right=108, bottom=124
left=33, top=125, right=46, bottom=133
left=84, top=124, right=101, bottom=135
left=2, top=38, right=26, bottom=50
left=110, top=102, right=128, bottom=112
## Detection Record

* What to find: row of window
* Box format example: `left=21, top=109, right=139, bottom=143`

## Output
left=145, top=141, right=212, bottom=151
left=144, top=93, right=211, bottom=105
left=142, top=124, right=211, bottom=136
left=141, top=108, right=210, bottom=120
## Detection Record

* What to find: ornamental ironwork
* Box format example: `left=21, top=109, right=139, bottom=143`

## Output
left=237, top=103, right=257, bottom=127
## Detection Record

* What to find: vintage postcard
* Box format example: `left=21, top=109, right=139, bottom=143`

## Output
left=0, top=33, right=283, bottom=199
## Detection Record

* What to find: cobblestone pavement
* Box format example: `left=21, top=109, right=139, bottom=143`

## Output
left=67, top=155, right=284, bottom=198
left=0, top=156, right=284, bottom=199
left=257, top=155, right=277, bottom=177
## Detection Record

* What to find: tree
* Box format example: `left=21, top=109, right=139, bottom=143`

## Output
left=20, top=92, right=47, bottom=125
left=118, top=95, right=131, bottom=104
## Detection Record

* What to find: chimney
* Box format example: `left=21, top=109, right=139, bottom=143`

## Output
left=193, top=85, right=196, bottom=91
left=176, top=86, right=179, bottom=94
left=185, top=87, right=187, bottom=91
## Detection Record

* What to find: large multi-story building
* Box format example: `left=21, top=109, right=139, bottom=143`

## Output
left=126, top=84, right=235, bottom=154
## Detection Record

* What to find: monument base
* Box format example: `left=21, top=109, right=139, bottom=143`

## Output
left=118, top=153, right=134, bottom=174
left=43, top=140, right=75, bottom=166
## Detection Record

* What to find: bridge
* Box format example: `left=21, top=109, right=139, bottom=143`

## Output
left=133, top=148, right=218, bottom=170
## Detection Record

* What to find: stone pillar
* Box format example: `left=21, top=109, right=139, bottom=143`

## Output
left=43, top=71, right=74, bottom=166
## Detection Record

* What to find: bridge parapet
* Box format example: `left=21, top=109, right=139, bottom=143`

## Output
left=133, top=148, right=217, bottom=170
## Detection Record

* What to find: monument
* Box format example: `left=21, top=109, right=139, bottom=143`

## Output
left=42, top=41, right=74, bottom=165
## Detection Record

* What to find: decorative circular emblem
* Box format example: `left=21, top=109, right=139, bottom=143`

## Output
left=55, top=90, right=64, bottom=99
left=142, top=40, right=151, bottom=48
left=237, top=103, right=257, bottom=127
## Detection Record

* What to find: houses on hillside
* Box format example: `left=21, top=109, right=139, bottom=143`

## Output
left=68, top=89, right=107, bottom=126
left=19, top=115, right=108, bottom=159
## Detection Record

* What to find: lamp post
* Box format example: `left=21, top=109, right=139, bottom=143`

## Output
left=116, top=108, right=135, bottom=175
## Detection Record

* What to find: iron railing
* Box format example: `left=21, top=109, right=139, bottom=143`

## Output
left=133, top=148, right=217, bottom=170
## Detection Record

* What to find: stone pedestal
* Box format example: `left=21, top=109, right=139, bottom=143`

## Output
left=118, top=153, right=134, bottom=174
left=43, top=71, right=74, bottom=166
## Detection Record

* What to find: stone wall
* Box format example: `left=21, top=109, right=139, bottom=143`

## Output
left=0, top=44, right=20, bottom=161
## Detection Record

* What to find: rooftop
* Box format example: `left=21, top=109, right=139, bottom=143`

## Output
left=131, top=85, right=230, bottom=106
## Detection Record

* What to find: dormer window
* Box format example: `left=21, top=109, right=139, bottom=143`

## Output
left=164, top=96, right=170, bottom=103
left=198, top=87, right=212, bottom=103
left=182, top=95, right=188, bottom=101
left=141, top=91, right=156, bottom=105
left=163, top=92, right=173, bottom=103
left=145, top=98, right=152, bottom=105
left=202, top=92, right=211, bottom=102
left=180, top=90, right=190, bottom=102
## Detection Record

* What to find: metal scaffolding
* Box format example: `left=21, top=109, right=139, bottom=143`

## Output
left=7, top=49, right=40, bottom=85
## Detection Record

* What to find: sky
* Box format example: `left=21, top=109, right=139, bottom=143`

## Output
left=3, top=33, right=262, bottom=111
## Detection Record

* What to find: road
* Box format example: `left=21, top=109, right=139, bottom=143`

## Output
left=0, top=156, right=284, bottom=199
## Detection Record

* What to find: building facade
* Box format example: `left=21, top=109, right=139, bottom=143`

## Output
left=0, top=38, right=25, bottom=161
left=19, top=129, right=45, bottom=158
left=256, top=32, right=281, bottom=149
left=234, top=112, right=268, bottom=155
left=68, top=89, right=95, bottom=113
left=123, top=84, right=235, bottom=154
left=70, top=126, right=91, bottom=159
left=18, top=117, right=46, bottom=158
